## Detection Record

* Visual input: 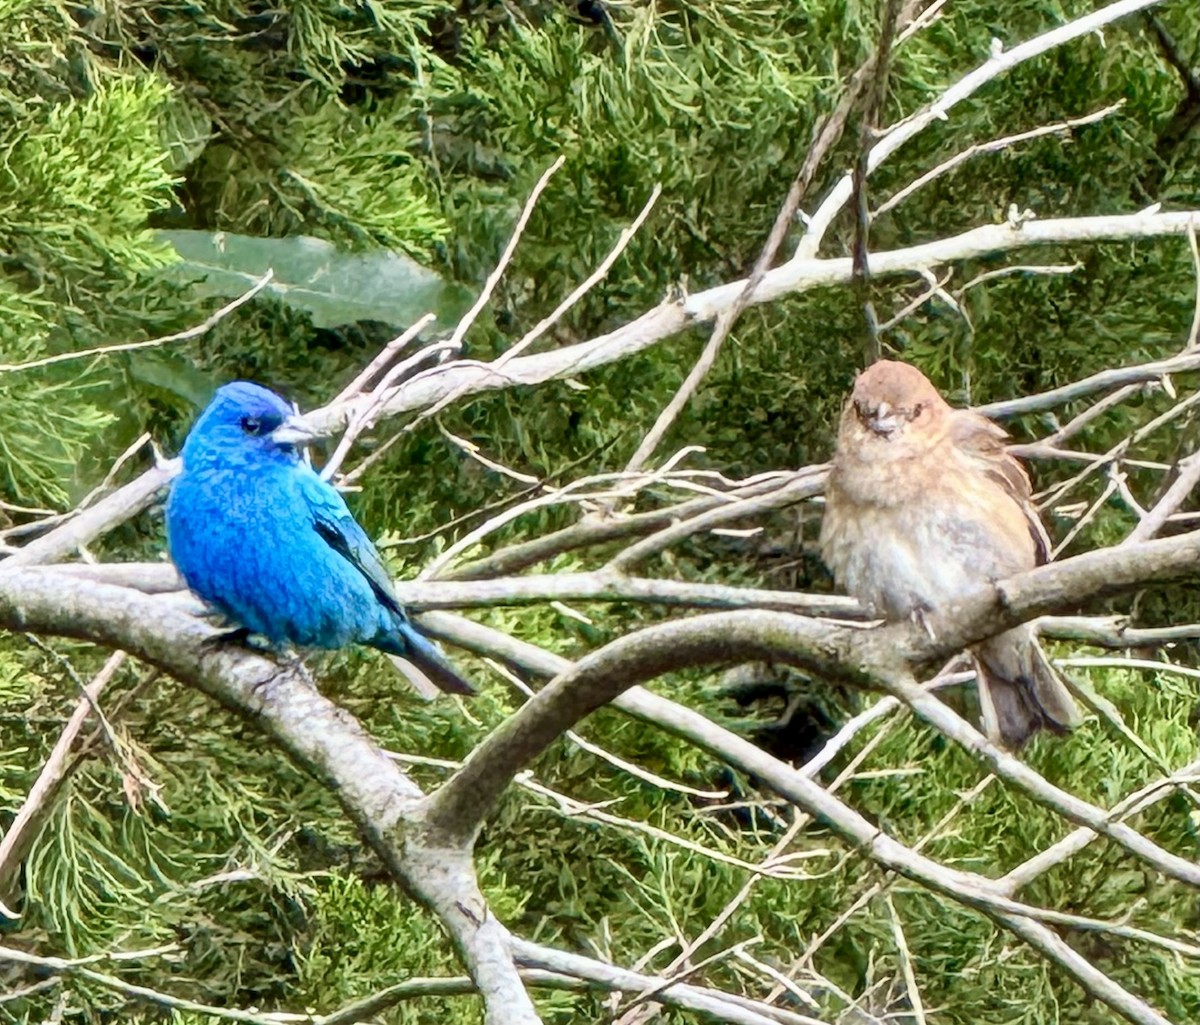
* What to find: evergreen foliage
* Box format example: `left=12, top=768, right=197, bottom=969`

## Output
left=0, top=0, right=1197, bottom=1021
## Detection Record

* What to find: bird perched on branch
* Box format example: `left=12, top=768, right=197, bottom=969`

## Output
left=819, top=360, right=1079, bottom=749
left=166, top=381, right=475, bottom=696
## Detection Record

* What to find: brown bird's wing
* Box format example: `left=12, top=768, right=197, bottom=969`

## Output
left=949, top=411, right=1052, bottom=564
left=950, top=411, right=1081, bottom=747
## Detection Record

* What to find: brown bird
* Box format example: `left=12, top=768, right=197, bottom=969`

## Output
left=819, top=360, right=1080, bottom=749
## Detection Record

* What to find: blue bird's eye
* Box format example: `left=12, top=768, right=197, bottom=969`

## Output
left=241, top=416, right=263, bottom=435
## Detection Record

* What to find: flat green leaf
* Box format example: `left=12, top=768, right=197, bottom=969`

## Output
left=126, top=349, right=220, bottom=409
left=158, top=230, right=473, bottom=330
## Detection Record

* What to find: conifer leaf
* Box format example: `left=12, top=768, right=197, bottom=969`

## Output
left=158, top=230, right=473, bottom=330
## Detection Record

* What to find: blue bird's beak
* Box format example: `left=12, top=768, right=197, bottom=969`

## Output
left=271, top=415, right=320, bottom=448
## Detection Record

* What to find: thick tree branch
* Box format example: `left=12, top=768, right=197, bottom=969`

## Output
left=423, top=530, right=1200, bottom=879
left=0, top=574, right=538, bottom=1025
left=5, top=524, right=1195, bottom=1023
left=977, top=348, right=1200, bottom=419
left=418, top=613, right=1181, bottom=1025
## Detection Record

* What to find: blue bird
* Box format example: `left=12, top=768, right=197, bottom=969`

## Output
left=166, top=381, right=475, bottom=696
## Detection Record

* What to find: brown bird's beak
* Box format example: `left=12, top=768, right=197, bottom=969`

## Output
left=865, top=401, right=901, bottom=438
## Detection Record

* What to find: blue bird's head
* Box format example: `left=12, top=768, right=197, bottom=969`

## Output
left=181, top=381, right=315, bottom=469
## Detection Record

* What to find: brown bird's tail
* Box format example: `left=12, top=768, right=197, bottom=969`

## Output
left=972, top=626, right=1080, bottom=749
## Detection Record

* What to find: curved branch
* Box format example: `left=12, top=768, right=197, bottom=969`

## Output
left=424, top=531, right=1200, bottom=882
left=290, top=211, right=1200, bottom=439
left=0, top=572, right=539, bottom=1025
left=419, top=611, right=1178, bottom=1025
left=976, top=349, right=1200, bottom=419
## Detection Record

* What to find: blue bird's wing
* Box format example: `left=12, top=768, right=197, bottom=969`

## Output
left=307, top=494, right=403, bottom=615
left=298, top=472, right=476, bottom=696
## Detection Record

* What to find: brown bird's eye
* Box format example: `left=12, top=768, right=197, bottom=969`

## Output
left=912, top=402, right=925, bottom=418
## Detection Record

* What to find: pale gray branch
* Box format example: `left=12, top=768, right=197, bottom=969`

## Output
left=416, top=531, right=1200, bottom=895
left=796, top=0, right=1168, bottom=256
left=417, top=611, right=1180, bottom=1025
left=282, top=211, right=1200, bottom=440
left=0, top=573, right=539, bottom=1025
left=44, top=561, right=865, bottom=618
left=977, top=348, right=1200, bottom=419
left=511, top=937, right=825, bottom=1025
left=0, top=462, right=176, bottom=570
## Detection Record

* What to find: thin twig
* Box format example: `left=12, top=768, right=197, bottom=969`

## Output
left=875, top=102, right=1125, bottom=217
left=620, top=0, right=923, bottom=477
left=0, top=272, right=274, bottom=374
left=0, top=651, right=127, bottom=913
left=851, top=0, right=905, bottom=363
left=795, top=0, right=1168, bottom=258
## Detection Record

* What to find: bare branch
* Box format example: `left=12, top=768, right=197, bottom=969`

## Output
left=267, top=211, right=1200, bottom=441
left=607, top=469, right=826, bottom=573
left=511, top=938, right=827, bottom=1025
left=999, top=758, right=1200, bottom=895
left=977, top=345, right=1200, bottom=419
left=0, top=651, right=127, bottom=913
left=0, top=272, right=274, bottom=375
left=875, top=102, right=1125, bottom=218
left=420, top=612, right=1182, bottom=1025
left=0, top=575, right=542, bottom=1024
left=418, top=529, right=1200, bottom=882
left=1124, top=451, right=1200, bottom=542
left=618, top=0, right=926, bottom=477
left=0, top=461, right=176, bottom=570
left=442, top=472, right=796, bottom=581
left=796, top=0, right=1168, bottom=258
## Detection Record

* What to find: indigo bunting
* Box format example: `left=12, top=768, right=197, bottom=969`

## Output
left=819, top=361, right=1079, bottom=748
left=166, top=381, right=475, bottom=696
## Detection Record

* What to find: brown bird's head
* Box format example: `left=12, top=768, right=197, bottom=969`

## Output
left=835, top=360, right=954, bottom=466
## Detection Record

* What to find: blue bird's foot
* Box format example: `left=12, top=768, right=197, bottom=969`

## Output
left=200, top=623, right=280, bottom=655
left=250, top=649, right=317, bottom=701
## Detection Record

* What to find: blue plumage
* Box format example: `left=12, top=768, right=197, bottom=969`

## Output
left=166, top=381, right=474, bottom=695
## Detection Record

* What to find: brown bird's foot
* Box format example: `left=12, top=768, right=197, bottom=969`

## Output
left=911, top=602, right=937, bottom=641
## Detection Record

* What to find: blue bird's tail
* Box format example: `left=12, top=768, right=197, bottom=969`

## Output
left=384, top=621, right=476, bottom=697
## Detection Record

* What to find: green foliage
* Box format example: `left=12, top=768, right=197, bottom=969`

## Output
left=160, top=229, right=474, bottom=330
left=0, top=72, right=179, bottom=502
left=0, top=77, right=176, bottom=275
